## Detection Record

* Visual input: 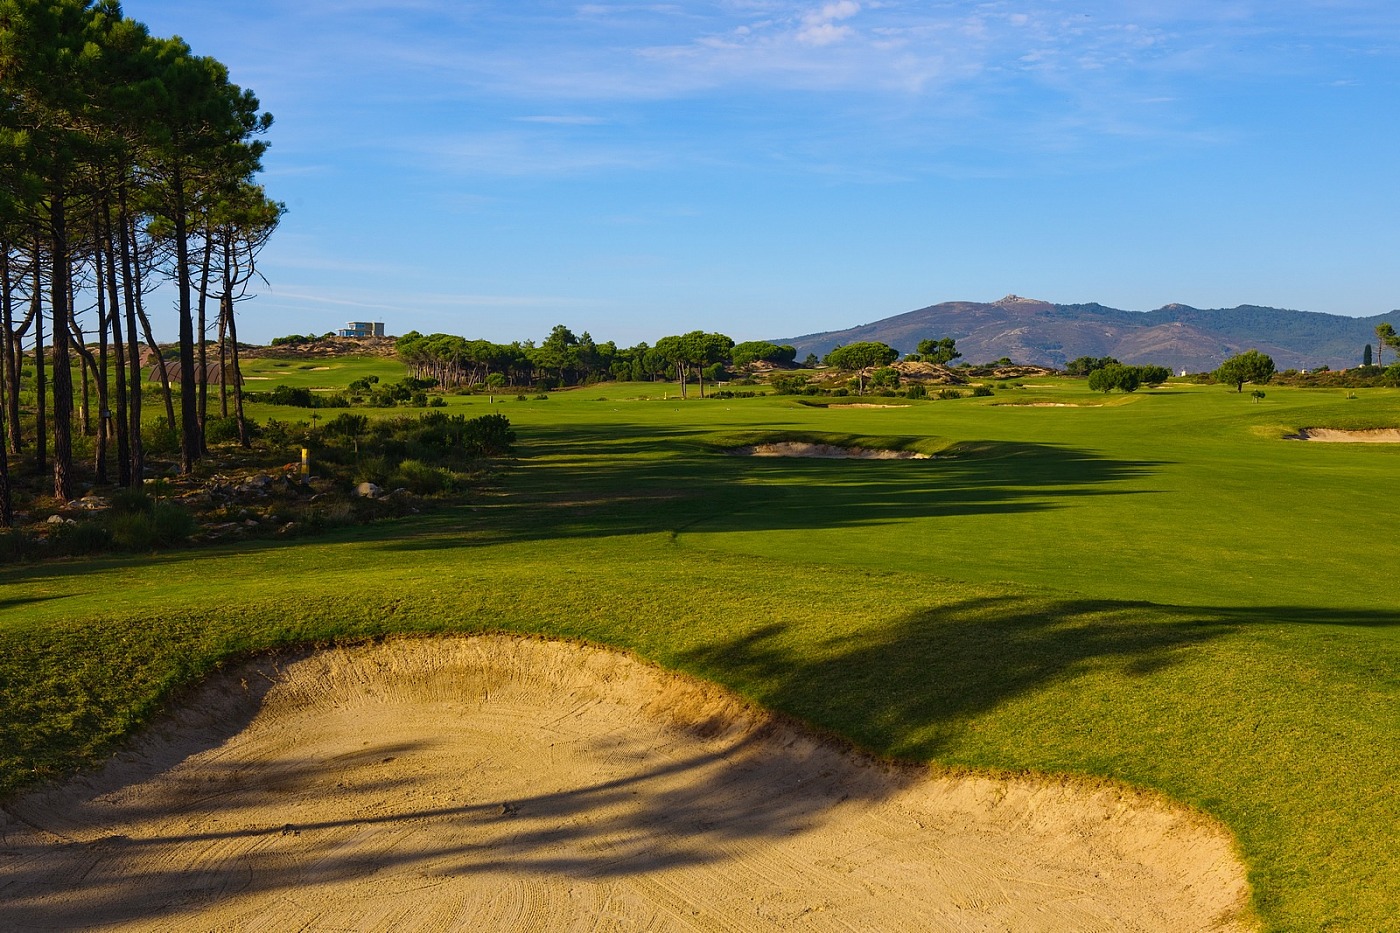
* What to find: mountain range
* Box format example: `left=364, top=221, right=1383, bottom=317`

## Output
left=774, top=296, right=1397, bottom=372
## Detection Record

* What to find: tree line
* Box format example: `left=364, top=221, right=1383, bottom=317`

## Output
left=0, top=0, right=279, bottom=525
left=396, top=327, right=803, bottom=399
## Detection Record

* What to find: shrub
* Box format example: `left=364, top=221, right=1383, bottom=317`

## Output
left=0, top=528, right=38, bottom=563
left=1137, top=364, right=1172, bottom=386
left=324, top=413, right=369, bottom=438
left=109, top=488, right=153, bottom=515
left=143, top=417, right=180, bottom=455
left=971, top=385, right=994, bottom=397
left=937, top=388, right=963, bottom=400
left=391, top=458, right=453, bottom=495
left=869, top=366, right=900, bottom=388
left=262, top=419, right=294, bottom=446
left=151, top=503, right=197, bottom=545
left=905, top=383, right=927, bottom=399
left=770, top=374, right=810, bottom=395
left=1088, top=364, right=1141, bottom=393
left=48, top=520, right=112, bottom=556
left=205, top=416, right=259, bottom=444
left=462, top=413, right=516, bottom=456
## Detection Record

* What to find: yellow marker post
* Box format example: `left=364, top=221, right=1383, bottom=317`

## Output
left=301, top=447, right=310, bottom=477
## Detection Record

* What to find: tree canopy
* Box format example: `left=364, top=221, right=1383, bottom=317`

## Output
left=1214, top=350, right=1276, bottom=392
left=914, top=337, right=960, bottom=365
left=0, top=0, right=278, bottom=511
left=824, top=342, right=898, bottom=394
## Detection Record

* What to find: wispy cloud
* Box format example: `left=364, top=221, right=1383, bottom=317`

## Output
left=264, top=284, right=603, bottom=316
left=514, top=115, right=610, bottom=125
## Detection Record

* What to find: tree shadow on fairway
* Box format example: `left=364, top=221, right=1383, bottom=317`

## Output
left=674, top=593, right=1236, bottom=759
left=672, top=594, right=1399, bottom=765
left=384, top=431, right=1167, bottom=551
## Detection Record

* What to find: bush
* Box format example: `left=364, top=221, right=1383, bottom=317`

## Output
left=0, top=528, right=37, bottom=563
left=870, top=366, right=900, bottom=388
left=905, top=383, right=927, bottom=399
left=1137, top=364, right=1172, bottom=386
left=324, top=413, right=369, bottom=438
left=143, top=417, right=180, bottom=455
left=937, top=388, right=963, bottom=400
left=47, top=520, right=112, bottom=556
left=1088, top=364, right=1141, bottom=393
left=262, top=419, right=295, bottom=446
left=390, top=458, right=453, bottom=495
left=205, top=416, right=259, bottom=444
left=109, top=488, right=152, bottom=515
left=971, top=385, right=994, bottom=397
left=770, top=374, right=810, bottom=395
left=462, top=413, right=516, bottom=456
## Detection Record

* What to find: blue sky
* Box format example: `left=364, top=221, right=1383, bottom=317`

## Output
left=130, top=1, right=1400, bottom=346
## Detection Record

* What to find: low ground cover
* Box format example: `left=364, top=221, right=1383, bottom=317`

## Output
left=2, top=374, right=1397, bottom=931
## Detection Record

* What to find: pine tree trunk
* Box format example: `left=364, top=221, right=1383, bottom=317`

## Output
left=196, top=232, right=213, bottom=453
left=32, top=250, right=47, bottom=472
left=103, top=203, right=130, bottom=487
left=0, top=247, right=18, bottom=457
left=49, top=188, right=74, bottom=502
left=118, top=186, right=144, bottom=487
left=225, top=291, right=249, bottom=448
left=172, top=162, right=199, bottom=474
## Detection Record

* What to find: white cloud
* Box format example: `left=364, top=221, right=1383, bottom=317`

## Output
left=515, top=115, right=609, bottom=125
left=796, top=1, right=860, bottom=45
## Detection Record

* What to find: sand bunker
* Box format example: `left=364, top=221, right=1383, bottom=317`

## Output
left=1285, top=427, right=1400, bottom=443
left=731, top=442, right=930, bottom=459
left=0, top=637, right=1252, bottom=932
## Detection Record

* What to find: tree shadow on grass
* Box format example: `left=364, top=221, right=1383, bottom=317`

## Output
left=675, top=594, right=1233, bottom=758
left=672, top=594, right=1399, bottom=763
left=385, top=431, right=1168, bottom=551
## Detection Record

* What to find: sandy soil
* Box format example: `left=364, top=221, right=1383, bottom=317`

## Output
left=827, top=403, right=907, bottom=409
left=731, top=442, right=931, bottom=459
left=1285, top=427, right=1400, bottom=443
left=0, top=637, right=1253, bottom=932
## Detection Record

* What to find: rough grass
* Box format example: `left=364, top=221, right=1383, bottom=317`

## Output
left=3, top=376, right=1398, bottom=932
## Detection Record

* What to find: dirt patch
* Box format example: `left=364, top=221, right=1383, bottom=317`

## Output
left=0, top=637, right=1252, bottom=932
left=992, top=402, right=1092, bottom=408
left=1284, top=427, right=1400, bottom=443
left=731, top=442, right=930, bottom=459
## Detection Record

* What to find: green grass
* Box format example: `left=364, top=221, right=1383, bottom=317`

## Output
left=2, top=375, right=1398, bottom=931
left=238, top=354, right=407, bottom=391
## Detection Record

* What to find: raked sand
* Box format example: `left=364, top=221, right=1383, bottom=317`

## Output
left=0, top=636, right=1253, bottom=931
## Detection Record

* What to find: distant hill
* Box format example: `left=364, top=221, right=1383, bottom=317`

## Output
left=774, top=296, right=1396, bottom=372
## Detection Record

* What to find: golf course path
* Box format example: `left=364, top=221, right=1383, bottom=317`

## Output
left=0, top=636, right=1252, bottom=931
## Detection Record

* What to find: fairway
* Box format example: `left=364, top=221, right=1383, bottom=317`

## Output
left=2, top=376, right=1398, bottom=932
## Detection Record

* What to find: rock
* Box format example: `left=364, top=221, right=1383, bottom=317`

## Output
left=355, top=482, right=382, bottom=499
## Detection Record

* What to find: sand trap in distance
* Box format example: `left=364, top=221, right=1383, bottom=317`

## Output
left=730, top=442, right=931, bottom=459
left=0, top=637, right=1253, bottom=932
left=1285, top=427, right=1400, bottom=443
